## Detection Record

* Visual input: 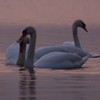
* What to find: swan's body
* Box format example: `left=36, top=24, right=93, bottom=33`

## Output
left=34, top=52, right=89, bottom=69
left=17, top=26, right=90, bottom=70
left=6, top=40, right=75, bottom=64
left=35, top=44, right=91, bottom=61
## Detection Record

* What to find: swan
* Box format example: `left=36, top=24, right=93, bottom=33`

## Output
left=6, top=37, right=29, bottom=66
left=35, top=20, right=89, bottom=60
left=17, top=26, right=90, bottom=69
left=35, top=19, right=100, bottom=60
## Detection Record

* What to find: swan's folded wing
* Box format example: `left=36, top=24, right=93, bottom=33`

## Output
left=34, top=52, right=82, bottom=69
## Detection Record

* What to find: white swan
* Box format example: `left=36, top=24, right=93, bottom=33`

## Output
left=17, top=26, right=90, bottom=69
left=34, top=52, right=90, bottom=69
left=35, top=20, right=100, bottom=60
left=35, top=20, right=89, bottom=61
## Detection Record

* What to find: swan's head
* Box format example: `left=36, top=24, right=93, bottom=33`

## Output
left=17, top=26, right=36, bottom=43
left=73, top=20, right=88, bottom=32
left=22, top=26, right=36, bottom=35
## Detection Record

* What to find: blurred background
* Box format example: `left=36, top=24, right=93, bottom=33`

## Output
left=0, top=0, right=100, bottom=54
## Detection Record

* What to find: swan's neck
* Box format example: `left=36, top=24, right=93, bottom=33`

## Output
left=25, top=33, right=36, bottom=68
left=73, top=26, right=81, bottom=48
left=16, top=42, right=26, bottom=66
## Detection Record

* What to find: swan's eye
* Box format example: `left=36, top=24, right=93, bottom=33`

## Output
left=22, top=30, right=28, bottom=36
left=23, top=32, right=27, bottom=35
left=82, top=23, right=86, bottom=28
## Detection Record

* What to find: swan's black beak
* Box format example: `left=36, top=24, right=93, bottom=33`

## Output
left=83, top=27, right=88, bottom=32
left=17, top=33, right=27, bottom=43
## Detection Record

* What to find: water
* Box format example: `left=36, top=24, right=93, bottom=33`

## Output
left=0, top=25, right=100, bottom=100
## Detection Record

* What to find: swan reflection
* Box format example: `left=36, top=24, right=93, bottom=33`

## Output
left=19, top=70, right=36, bottom=100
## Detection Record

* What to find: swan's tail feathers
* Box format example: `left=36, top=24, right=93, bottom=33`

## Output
left=75, top=55, right=90, bottom=68
left=81, top=55, right=90, bottom=64
left=91, top=54, right=100, bottom=58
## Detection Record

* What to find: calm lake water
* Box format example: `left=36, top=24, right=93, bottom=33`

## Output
left=0, top=24, right=100, bottom=100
